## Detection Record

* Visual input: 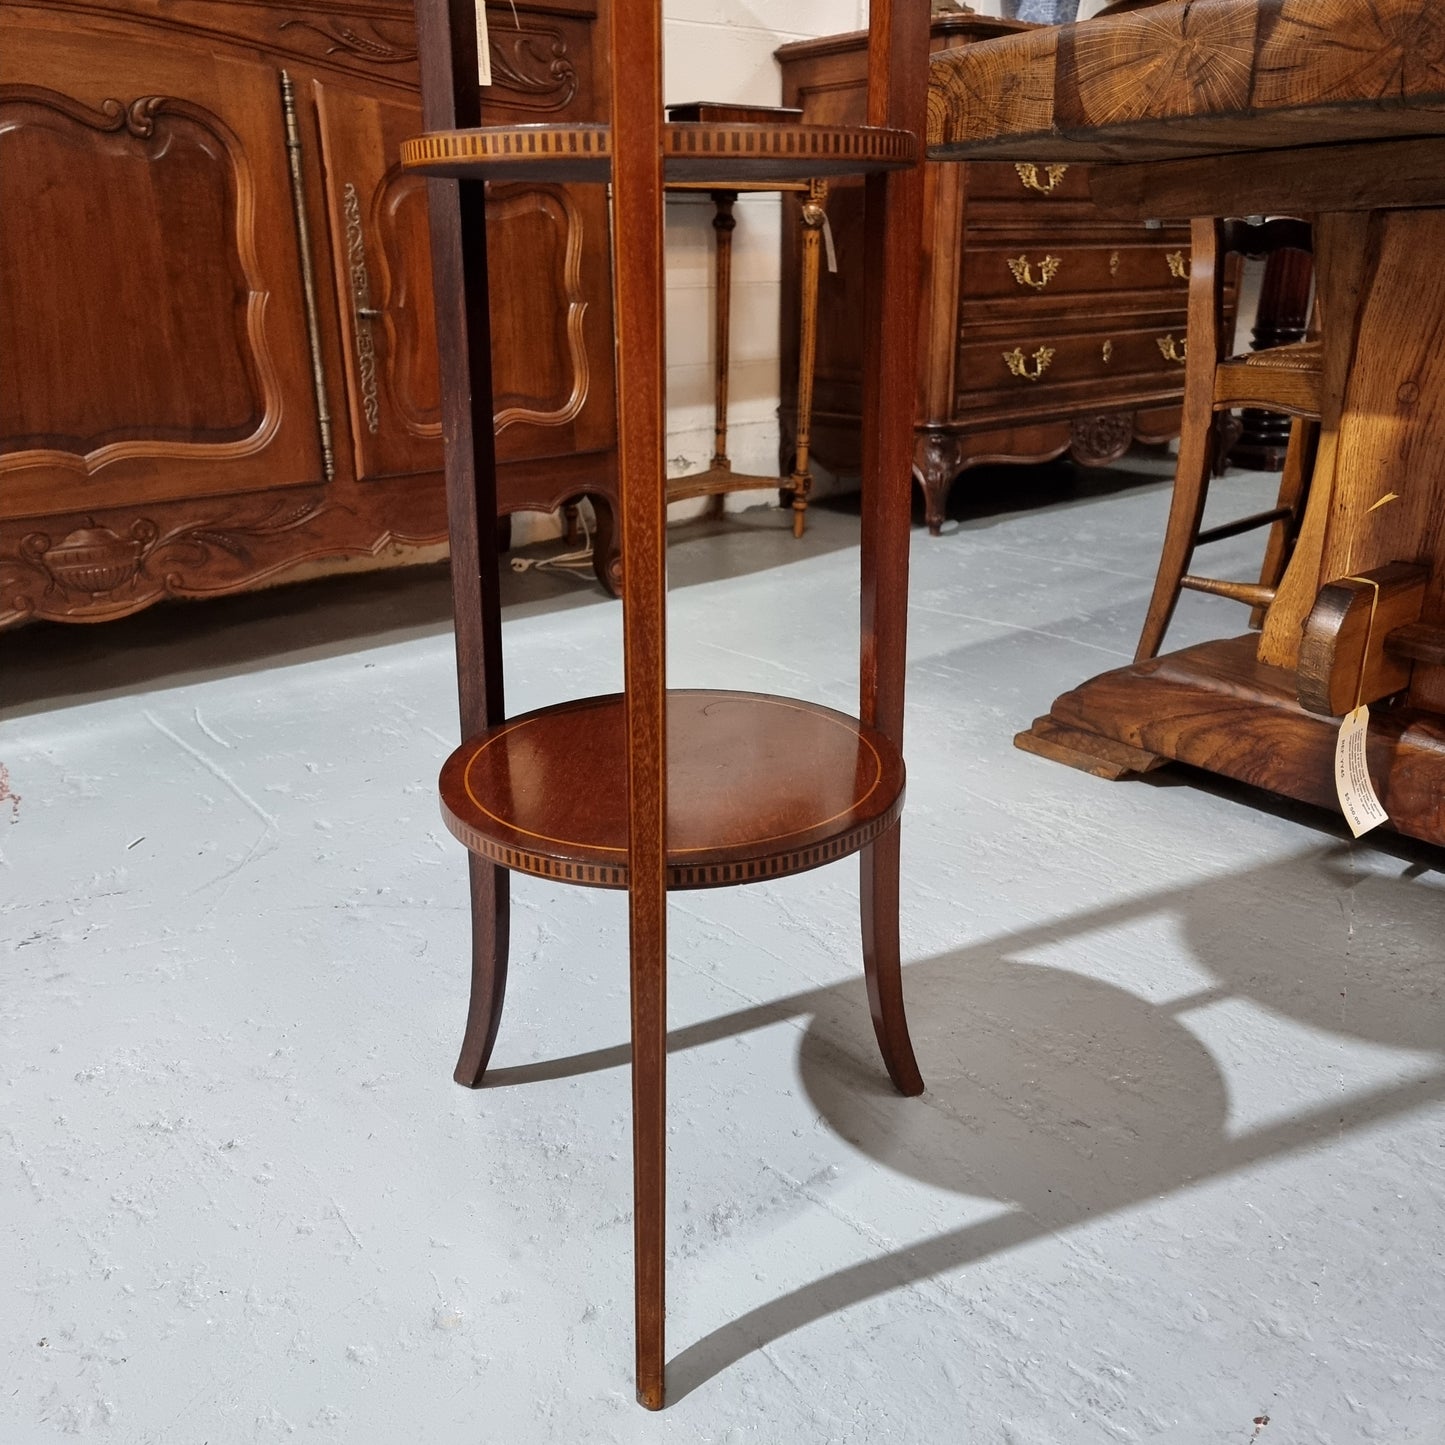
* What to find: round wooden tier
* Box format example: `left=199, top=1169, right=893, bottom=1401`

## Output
left=438, top=690, right=905, bottom=890
left=401, top=122, right=916, bottom=184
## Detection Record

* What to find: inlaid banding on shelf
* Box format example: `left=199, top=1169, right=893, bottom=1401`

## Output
left=400, top=123, right=917, bottom=183
left=436, top=689, right=907, bottom=892
left=439, top=804, right=901, bottom=891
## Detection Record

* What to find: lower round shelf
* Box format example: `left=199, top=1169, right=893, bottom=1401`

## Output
left=438, top=689, right=905, bottom=890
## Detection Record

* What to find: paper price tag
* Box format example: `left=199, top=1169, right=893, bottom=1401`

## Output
left=1334, top=704, right=1389, bottom=838
left=476, top=3, right=492, bottom=86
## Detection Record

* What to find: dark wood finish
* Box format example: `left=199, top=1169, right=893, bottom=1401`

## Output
left=1297, top=563, right=1427, bottom=718
left=413, top=0, right=927, bottom=1408
left=1091, top=137, right=1445, bottom=225
left=1232, top=242, right=1316, bottom=470
left=937, top=0, right=1445, bottom=845
left=400, top=120, right=917, bottom=183
left=0, top=0, right=620, bottom=625
left=438, top=691, right=906, bottom=887
left=777, top=16, right=1224, bottom=536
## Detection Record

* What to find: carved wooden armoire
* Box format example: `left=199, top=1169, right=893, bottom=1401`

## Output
left=778, top=12, right=1233, bottom=534
left=0, top=0, right=619, bottom=625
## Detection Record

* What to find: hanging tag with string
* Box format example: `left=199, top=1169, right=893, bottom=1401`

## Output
left=475, top=2, right=492, bottom=86
left=1333, top=573, right=1390, bottom=838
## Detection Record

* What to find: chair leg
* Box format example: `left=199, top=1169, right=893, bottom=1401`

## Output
left=453, top=855, right=511, bottom=1087
left=1133, top=404, right=1217, bottom=663
left=861, top=823, right=924, bottom=1097
left=1250, top=416, right=1318, bottom=629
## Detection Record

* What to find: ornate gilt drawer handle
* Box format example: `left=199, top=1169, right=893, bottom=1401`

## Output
left=1004, top=345, right=1056, bottom=381
left=1007, top=254, right=1061, bottom=291
left=342, top=181, right=382, bottom=435
left=1015, top=162, right=1069, bottom=195
left=1157, top=334, right=1188, bottom=364
left=1166, top=250, right=1190, bottom=280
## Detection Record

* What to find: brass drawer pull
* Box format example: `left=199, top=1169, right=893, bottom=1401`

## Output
left=1166, top=250, right=1190, bottom=280
left=1004, top=345, right=1056, bottom=381
left=1007, top=254, right=1061, bottom=291
left=1102, top=339, right=1114, bottom=364
left=1015, top=162, right=1069, bottom=195
left=1157, top=334, right=1188, bottom=364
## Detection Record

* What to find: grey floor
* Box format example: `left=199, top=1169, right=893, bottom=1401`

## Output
left=4, top=456, right=1442, bottom=1444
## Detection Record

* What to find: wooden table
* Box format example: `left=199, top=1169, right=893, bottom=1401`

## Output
left=929, top=0, right=1445, bottom=848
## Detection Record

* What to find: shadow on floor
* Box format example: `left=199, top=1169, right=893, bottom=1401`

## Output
left=475, top=843, right=1444, bottom=1400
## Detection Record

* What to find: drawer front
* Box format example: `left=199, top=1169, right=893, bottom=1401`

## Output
left=966, top=159, right=1094, bottom=206
left=956, top=316, right=1190, bottom=412
left=960, top=237, right=1193, bottom=306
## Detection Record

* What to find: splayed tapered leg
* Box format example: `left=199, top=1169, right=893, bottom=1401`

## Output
left=861, top=823, right=923, bottom=1097
left=453, top=855, right=511, bottom=1088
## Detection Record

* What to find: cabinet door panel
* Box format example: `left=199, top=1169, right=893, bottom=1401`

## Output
left=314, top=82, right=615, bottom=482
left=0, top=16, right=323, bottom=519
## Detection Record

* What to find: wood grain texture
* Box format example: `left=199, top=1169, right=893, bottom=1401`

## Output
left=437, top=691, right=907, bottom=889
left=605, top=0, right=669, bottom=1407
left=928, top=0, right=1445, bottom=163
left=1296, top=562, right=1427, bottom=717
left=1, top=0, right=622, bottom=624
left=1022, top=634, right=1445, bottom=845
left=399, top=120, right=916, bottom=183
left=777, top=20, right=1209, bottom=537
left=416, top=0, right=511, bottom=1089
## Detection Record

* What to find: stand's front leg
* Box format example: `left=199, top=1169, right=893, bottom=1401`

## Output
left=861, top=823, right=923, bottom=1097
left=454, top=855, right=511, bottom=1087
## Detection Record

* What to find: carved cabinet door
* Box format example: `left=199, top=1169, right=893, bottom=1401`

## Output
left=313, top=81, right=616, bottom=491
left=0, top=14, right=325, bottom=529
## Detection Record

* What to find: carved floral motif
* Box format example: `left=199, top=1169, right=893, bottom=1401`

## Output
left=278, top=18, right=418, bottom=64
left=7, top=501, right=328, bottom=619
left=1069, top=412, right=1135, bottom=466
left=277, top=17, right=577, bottom=110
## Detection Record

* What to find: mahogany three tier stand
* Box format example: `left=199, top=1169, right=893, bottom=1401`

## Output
left=405, top=0, right=931, bottom=1409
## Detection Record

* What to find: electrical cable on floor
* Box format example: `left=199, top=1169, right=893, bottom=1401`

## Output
left=509, top=507, right=595, bottom=580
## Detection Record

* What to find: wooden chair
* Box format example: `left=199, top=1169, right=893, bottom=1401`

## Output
left=1134, top=216, right=1319, bottom=661
left=407, top=0, right=928, bottom=1410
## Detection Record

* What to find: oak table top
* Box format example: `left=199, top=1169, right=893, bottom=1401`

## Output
left=930, top=0, right=1445, bottom=846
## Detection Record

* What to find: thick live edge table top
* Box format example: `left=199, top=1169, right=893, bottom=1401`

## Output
left=927, top=0, right=1445, bottom=166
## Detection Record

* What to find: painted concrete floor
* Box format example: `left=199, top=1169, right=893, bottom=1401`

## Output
left=3, top=458, right=1443, bottom=1444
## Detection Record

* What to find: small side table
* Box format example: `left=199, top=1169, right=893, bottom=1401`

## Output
left=664, top=103, right=828, bottom=538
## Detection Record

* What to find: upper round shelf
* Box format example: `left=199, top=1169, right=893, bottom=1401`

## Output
left=401, top=122, right=917, bottom=184
left=438, top=689, right=905, bottom=891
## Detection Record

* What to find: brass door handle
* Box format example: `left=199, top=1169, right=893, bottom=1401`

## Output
left=1157, top=334, right=1188, bottom=364
left=1007, top=254, right=1061, bottom=291
left=1004, top=345, right=1056, bottom=381
left=1015, top=162, right=1069, bottom=195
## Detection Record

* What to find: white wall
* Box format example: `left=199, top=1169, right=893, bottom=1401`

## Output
left=660, top=1, right=868, bottom=517
left=657, top=1, right=1089, bottom=518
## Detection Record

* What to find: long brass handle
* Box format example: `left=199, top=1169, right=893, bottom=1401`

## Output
left=1007, top=254, right=1061, bottom=291
left=1015, top=162, right=1069, bottom=195
left=1166, top=250, right=1190, bottom=280
left=1157, top=334, right=1188, bottom=364
left=1004, top=345, right=1056, bottom=381
left=342, top=180, right=381, bottom=435
left=280, top=71, right=335, bottom=479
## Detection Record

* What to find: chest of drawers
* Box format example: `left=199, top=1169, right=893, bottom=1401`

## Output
left=778, top=14, right=1232, bottom=534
